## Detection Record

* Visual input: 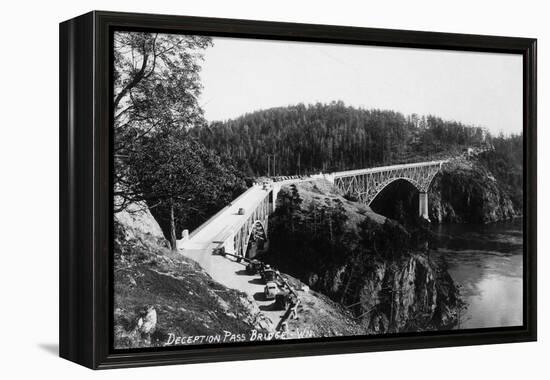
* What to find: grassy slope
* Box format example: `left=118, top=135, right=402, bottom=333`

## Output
left=113, top=208, right=272, bottom=349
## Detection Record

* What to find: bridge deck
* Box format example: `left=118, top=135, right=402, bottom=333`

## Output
left=181, top=184, right=270, bottom=251
left=182, top=159, right=447, bottom=249
left=332, top=160, right=447, bottom=178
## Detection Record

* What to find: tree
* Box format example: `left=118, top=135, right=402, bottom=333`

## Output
left=191, top=103, right=489, bottom=177
left=113, top=31, right=213, bottom=212
left=112, top=31, right=248, bottom=250
left=129, top=128, right=246, bottom=250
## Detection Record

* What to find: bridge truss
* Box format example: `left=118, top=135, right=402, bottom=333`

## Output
left=179, top=160, right=448, bottom=261
left=233, top=193, right=271, bottom=258
left=332, top=160, right=446, bottom=205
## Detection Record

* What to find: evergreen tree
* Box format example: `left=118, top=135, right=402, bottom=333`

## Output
left=191, top=102, right=489, bottom=177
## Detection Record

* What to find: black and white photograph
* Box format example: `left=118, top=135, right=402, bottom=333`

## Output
left=112, top=31, right=525, bottom=349
left=1, top=0, right=548, bottom=376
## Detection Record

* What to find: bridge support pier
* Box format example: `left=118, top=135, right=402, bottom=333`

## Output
left=418, top=192, right=430, bottom=221
left=271, top=184, right=281, bottom=212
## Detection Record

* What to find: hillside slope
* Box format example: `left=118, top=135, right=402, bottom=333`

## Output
left=113, top=204, right=272, bottom=349
left=191, top=102, right=488, bottom=177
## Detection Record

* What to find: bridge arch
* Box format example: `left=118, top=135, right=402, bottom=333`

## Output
left=424, top=170, right=441, bottom=193
left=366, top=176, right=422, bottom=206
left=332, top=160, right=445, bottom=220
left=243, top=220, right=267, bottom=259
left=369, top=178, right=421, bottom=221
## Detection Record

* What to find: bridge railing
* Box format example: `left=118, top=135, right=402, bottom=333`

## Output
left=184, top=159, right=449, bottom=246
left=332, top=159, right=448, bottom=178
left=186, top=184, right=269, bottom=241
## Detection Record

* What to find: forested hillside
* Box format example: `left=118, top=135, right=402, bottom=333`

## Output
left=427, top=134, right=523, bottom=223
left=112, top=28, right=520, bottom=246
left=191, top=101, right=490, bottom=176
left=478, top=134, right=523, bottom=210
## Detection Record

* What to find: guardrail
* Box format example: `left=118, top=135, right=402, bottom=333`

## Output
left=331, top=159, right=448, bottom=179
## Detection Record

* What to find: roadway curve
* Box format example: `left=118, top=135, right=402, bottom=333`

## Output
left=179, top=185, right=286, bottom=329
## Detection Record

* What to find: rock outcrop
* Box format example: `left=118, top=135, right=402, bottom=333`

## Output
left=265, top=181, right=463, bottom=334
left=429, top=159, right=519, bottom=224
left=352, top=254, right=460, bottom=333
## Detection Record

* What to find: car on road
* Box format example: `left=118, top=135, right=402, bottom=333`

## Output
left=264, top=281, right=279, bottom=300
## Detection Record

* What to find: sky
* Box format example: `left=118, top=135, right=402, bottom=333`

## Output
left=199, top=37, right=523, bottom=136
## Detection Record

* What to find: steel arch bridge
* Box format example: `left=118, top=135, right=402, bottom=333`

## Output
left=178, top=159, right=448, bottom=261
left=328, top=160, right=447, bottom=219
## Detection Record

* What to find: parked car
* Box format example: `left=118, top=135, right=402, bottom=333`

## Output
left=261, top=268, right=278, bottom=283
left=246, top=259, right=263, bottom=275
left=237, top=208, right=245, bottom=215
left=264, top=281, right=279, bottom=300
left=275, top=291, right=298, bottom=310
left=213, top=246, right=226, bottom=256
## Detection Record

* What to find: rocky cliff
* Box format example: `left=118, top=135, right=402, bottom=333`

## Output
left=350, top=253, right=460, bottom=333
left=429, top=159, right=519, bottom=224
left=264, top=181, right=462, bottom=334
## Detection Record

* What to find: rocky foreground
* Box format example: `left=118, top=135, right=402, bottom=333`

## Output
left=113, top=203, right=367, bottom=348
left=113, top=205, right=272, bottom=348
left=429, top=157, right=521, bottom=224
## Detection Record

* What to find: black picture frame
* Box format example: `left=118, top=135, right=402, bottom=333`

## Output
left=59, top=10, right=537, bottom=369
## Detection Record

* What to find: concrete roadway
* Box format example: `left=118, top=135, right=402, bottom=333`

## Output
left=180, top=184, right=269, bottom=252
left=178, top=184, right=286, bottom=328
